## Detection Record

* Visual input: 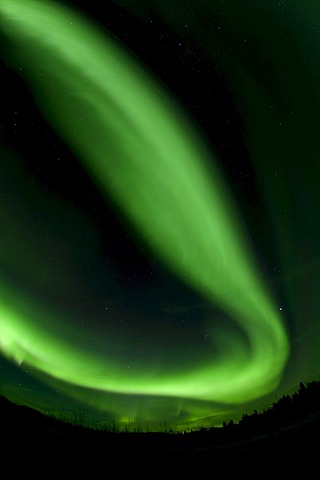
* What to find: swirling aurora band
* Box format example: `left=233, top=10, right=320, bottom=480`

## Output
left=0, top=0, right=291, bottom=427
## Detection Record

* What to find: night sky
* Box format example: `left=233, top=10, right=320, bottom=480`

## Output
left=0, top=0, right=320, bottom=431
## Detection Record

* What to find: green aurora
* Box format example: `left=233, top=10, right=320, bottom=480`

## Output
left=0, top=0, right=319, bottom=429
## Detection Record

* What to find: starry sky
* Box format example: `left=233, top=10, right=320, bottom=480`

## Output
left=0, top=0, right=320, bottom=431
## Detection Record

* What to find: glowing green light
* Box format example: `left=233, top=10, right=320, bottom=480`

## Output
left=0, top=0, right=289, bottom=425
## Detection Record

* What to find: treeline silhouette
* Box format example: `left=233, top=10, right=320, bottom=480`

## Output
left=201, top=380, right=320, bottom=439
left=1, top=379, right=320, bottom=469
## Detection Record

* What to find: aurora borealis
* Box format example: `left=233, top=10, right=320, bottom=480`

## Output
left=0, top=0, right=319, bottom=430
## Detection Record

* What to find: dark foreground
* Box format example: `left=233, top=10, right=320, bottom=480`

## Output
left=1, top=394, right=319, bottom=474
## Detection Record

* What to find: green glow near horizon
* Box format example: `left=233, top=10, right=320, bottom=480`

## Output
left=0, top=0, right=289, bottom=424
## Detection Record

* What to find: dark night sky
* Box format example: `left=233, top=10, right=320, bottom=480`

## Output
left=1, top=0, right=320, bottom=430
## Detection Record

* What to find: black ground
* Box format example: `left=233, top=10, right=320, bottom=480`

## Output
left=1, top=384, right=319, bottom=474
